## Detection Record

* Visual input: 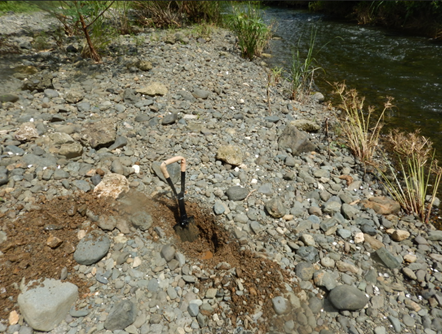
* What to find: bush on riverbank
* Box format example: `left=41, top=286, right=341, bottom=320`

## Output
left=308, top=1, right=442, bottom=39
left=224, top=2, right=272, bottom=60
left=132, top=1, right=223, bottom=28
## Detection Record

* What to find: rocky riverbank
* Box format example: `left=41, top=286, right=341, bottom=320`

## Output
left=1, top=10, right=442, bottom=334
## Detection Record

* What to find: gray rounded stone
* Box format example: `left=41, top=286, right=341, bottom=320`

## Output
left=328, top=285, right=369, bottom=311
left=295, top=262, right=315, bottom=281
left=129, top=211, right=153, bottom=231
left=272, top=296, right=289, bottom=315
left=226, top=186, right=249, bottom=201
left=73, top=231, right=110, bottom=265
left=160, top=245, right=176, bottom=262
left=104, top=300, right=137, bottom=331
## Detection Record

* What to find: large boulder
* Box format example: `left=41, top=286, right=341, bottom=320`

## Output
left=18, top=279, right=78, bottom=331
left=278, top=122, right=316, bottom=155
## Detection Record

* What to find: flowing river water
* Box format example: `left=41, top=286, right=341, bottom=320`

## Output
left=263, top=7, right=442, bottom=152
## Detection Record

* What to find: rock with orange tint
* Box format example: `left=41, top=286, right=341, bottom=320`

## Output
left=391, top=229, right=410, bottom=242
left=93, top=173, right=129, bottom=199
left=361, top=196, right=400, bottom=215
left=46, top=235, right=63, bottom=249
left=9, top=310, right=19, bottom=325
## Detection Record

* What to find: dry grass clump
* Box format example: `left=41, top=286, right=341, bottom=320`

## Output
left=380, top=130, right=442, bottom=223
left=334, top=82, right=393, bottom=165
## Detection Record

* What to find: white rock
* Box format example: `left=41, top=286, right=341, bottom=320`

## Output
left=133, top=257, right=142, bottom=268
left=94, top=173, right=129, bottom=199
left=18, top=279, right=78, bottom=331
left=354, top=232, right=364, bottom=244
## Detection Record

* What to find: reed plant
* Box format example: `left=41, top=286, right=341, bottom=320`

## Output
left=334, top=82, right=392, bottom=165
left=378, top=130, right=442, bottom=223
left=225, top=2, right=272, bottom=60
left=289, top=27, right=323, bottom=100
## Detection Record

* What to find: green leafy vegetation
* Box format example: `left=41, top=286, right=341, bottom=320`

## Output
left=225, top=2, right=272, bottom=60
left=288, top=27, right=323, bottom=101
left=0, top=1, right=39, bottom=16
left=34, top=1, right=117, bottom=62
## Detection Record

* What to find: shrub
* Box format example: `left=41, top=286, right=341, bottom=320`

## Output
left=132, top=1, right=222, bottom=28
left=225, top=2, right=272, bottom=60
left=35, top=1, right=117, bottom=62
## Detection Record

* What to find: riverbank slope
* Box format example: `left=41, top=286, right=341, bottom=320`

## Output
left=1, top=10, right=442, bottom=334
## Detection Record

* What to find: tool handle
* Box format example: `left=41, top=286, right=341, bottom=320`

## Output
left=160, top=156, right=186, bottom=179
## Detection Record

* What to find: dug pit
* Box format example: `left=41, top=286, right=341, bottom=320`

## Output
left=0, top=190, right=297, bottom=332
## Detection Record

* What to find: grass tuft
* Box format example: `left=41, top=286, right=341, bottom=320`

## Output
left=334, top=82, right=392, bottom=165
left=225, top=2, right=272, bottom=60
left=378, top=130, right=442, bottom=223
left=289, top=27, right=323, bottom=100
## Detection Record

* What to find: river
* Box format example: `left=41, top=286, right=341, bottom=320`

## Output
left=263, top=7, right=442, bottom=152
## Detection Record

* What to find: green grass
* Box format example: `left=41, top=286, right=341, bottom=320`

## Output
left=0, top=1, right=40, bottom=16
left=289, top=27, right=322, bottom=100
left=225, top=1, right=272, bottom=60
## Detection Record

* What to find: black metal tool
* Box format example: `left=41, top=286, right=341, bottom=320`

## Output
left=160, top=156, right=199, bottom=242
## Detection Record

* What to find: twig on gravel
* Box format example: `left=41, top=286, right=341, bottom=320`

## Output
left=244, top=189, right=257, bottom=202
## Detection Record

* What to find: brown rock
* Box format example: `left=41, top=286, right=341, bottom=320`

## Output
left=336, top=260, right=359, bottom=274
left=391, top=229, right=410, bottom=242
left=81, top=120, right=116, bottom=149
left=47, top=235, right=63, bottom=249
left=361, top=196, right=401, bottom=215
left=136, top=82, right=168, bottom=96
left=63, top=241, right=76, bottom=254
left=363, top=234, right=384, bottom=250
left=216, top=145, right=243, bottom=166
